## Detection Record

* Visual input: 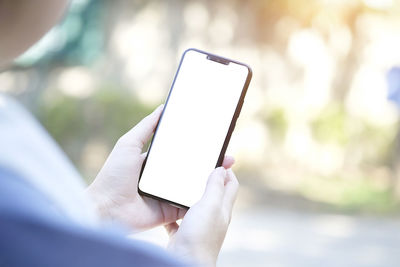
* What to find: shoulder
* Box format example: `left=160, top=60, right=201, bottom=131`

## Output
left=0, top=94, right=97, bottom=224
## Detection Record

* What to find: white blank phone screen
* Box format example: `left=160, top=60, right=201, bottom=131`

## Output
left=139, top=49, right=249, bottom=207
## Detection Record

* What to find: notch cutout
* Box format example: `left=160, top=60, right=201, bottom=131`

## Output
left=206, top=55, right=230, bottom=65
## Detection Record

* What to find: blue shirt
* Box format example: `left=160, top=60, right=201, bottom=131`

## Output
left=0, top=95, right=192, bottom=266
left=0, top=168, right=191, bottom=267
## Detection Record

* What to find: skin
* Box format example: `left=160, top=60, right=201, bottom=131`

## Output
left=1, top=2, right=240, bottom=266
left=166, top=167, right=239, bottom=265
left=0, top=0, right=69, bottom=68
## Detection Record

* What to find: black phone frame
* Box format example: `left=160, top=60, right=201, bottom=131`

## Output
left=138, top=48, right=253, bottom=209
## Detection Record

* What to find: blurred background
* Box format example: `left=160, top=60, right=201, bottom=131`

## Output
left=2, top=0, right=400, bottom=266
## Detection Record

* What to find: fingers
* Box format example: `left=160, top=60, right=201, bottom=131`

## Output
left=158, top=200, right=188, bottom=224
left=223, top=169, right=239, bottom=212
left=119, top=104, right=164, bottom=150
left=201, top=167, right=227, bottom=203
left=164, top=222, right=179, bottom=237
left=200, top=166, right=239, bottom=208
left=222, top=155, right=235, bottom=169
left=177, top=207, right=187, bottom=219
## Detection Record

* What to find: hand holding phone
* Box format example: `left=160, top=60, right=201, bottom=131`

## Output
left=88, top=103, right=239, bottom=265
left=87, top=104, right=237, bottom=231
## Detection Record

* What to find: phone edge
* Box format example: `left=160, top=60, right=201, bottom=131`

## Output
left=137, top=48, right=253, bottom=210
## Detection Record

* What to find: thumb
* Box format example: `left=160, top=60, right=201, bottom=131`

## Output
left=118, top=104, right=164, bottom=150
left=200, top=167, right=227, bottom=204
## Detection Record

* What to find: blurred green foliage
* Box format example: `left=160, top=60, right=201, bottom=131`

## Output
left=355, top=122, right=396, bottom=165
left=311, top=103, right=396, bottom=165
left=311, top=103, right=348, bottom=146
left=300, top=175, right=398, bottom=213
left=38, top=87, right=153, bottom=173
left=264, top=108, right=288, bottom=143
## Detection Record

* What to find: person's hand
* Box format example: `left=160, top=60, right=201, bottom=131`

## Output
left=86, top=105, right=235, bottom=232
left=165, top=166, right=239, bottom=266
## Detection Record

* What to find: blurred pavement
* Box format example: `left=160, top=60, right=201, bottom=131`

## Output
left=134, top=208, right=400, bottom=267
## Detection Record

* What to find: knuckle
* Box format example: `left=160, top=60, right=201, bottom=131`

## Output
left=233, top=178, right=240, bottom=188
left=203, top=199, right=219, bottom=212
left=200, top=198, right=221, bottom=215
left=229, top=172, right=239, bottom=186
left=222, top=210, right=232, bottom=226
left=116, top=135, right=127, bottom=146
left=116, top=133, right=142, bottom=150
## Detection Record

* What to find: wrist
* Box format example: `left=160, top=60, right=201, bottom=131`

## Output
left=167, top=240, right=217, bottom=267
left=86, top=181, right=113, bottom=220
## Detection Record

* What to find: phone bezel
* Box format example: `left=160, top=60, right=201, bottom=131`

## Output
left=138, top=48, right=253, bottom=209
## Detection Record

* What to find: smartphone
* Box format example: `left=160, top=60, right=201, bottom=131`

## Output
left=138, top=48, right=252, bottom=208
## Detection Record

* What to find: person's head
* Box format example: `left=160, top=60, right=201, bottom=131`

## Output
left=0, top=0, right=69, bottom=68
